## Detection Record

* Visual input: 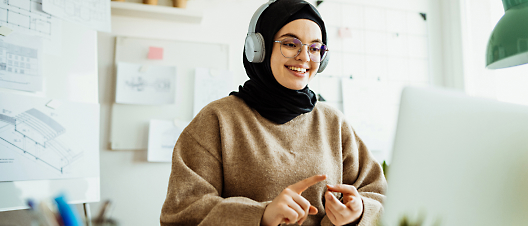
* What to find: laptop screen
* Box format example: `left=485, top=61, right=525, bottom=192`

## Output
left=381, top=87, right=528, bottom=226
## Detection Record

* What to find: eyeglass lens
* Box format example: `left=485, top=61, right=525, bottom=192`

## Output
left=278, top=38, right=327, bottom=63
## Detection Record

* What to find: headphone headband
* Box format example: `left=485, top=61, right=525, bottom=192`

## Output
left=244, top=0, right=329, bottom=73
left=247, top=0, right=277, bottom=34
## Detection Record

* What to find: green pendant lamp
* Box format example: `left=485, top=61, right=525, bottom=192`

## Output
left=486, top=0, right=528, bottom=69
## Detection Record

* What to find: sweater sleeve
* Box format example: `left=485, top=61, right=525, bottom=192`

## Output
left=350, top=132, right=387, bottom=225
left=321, top=123, right=387, bottom=226
left=160, top=131, right=269, bottom=226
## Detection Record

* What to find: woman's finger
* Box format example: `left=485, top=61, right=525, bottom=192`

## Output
left=343, top=193, right=354, bottom=204
left=285, top=200, right=305, bottom=222
left=308, top=205, right=318, bottom=215
left=325, top=202, right=338, bottom=223
left=345, top=197, right=361, bottom=212
left=325, top=191, right=347, bottom=212
left=290, top=192, right=311, bottom=212
left=290, top=192, right=310, bottom=223
left=281, top=206, right=300, bottom=224
left=297, top=205, right=319, bottom=225
left=289, top=175, right=327, bottom=194
left=326, top=192, right=347, bottom=221
left=327, top=184, right=360, bottom=197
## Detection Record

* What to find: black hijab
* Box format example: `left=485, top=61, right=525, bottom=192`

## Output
left=230, top=0, right=327, bottom=124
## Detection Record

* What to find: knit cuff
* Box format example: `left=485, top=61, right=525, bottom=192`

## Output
left=357, top=197, right=382, bottom=226
left=319, top=197, right=382, bottom=226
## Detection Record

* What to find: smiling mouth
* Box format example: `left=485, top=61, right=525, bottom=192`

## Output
left=287, top=66, right=308, bottom=74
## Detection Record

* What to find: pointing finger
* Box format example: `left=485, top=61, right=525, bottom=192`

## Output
left=289, top=175, right=327, bottom=194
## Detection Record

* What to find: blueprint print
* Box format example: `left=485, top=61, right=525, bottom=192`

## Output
left=0, top=92, right=99, bottom=182
left=42, top=0, right=110, bottom=32
left=0, top=0, right=62, bottom=55
left=115, top=62, right=177, bottom=105
left=0, top=32, right=42, bottom=92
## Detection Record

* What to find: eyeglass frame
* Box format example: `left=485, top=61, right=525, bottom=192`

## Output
left=273, top=37, right=329, bottom=63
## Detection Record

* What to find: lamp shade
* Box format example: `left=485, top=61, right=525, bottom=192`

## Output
left=486, top=0, right=528, bottom=69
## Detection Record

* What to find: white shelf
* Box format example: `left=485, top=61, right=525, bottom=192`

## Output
left=111, top=1, right=202, bottom=23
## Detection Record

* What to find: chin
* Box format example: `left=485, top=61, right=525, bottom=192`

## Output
left=286, top=82, right=308, bottom=90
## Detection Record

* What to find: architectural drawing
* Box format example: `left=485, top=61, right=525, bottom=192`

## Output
left=0, top=92, right=99, bottom=182
left=0, top=0, right=61, bottom=45
left=0, top=108, right=82, bottom=176
left=0, top=35, right=42, bottom=91
left=42, top=0, right=110, bottom=32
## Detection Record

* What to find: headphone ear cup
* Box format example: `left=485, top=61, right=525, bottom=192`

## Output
left=244, top=33, right=266, bottom=63
left=317, top=52, right=329, bottom=73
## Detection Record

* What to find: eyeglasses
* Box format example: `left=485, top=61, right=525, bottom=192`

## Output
left=274, top=37, right=328, bottom=63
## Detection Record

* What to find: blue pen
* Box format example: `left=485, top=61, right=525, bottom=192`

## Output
left=54, top=195, right=81, bottom=226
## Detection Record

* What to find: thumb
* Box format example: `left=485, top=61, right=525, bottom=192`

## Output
left=308, top=206, right=318, bottom=215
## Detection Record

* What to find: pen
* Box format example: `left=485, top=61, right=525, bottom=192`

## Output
left=54, top=195, right=81, bottom=226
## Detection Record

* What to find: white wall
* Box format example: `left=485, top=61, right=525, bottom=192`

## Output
left=93, top=1, right=264, bottom=225
left=93, top=0, right=452, bottom=225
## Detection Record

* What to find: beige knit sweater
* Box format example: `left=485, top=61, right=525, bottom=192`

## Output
left=160, top=96, right=386, bottom=226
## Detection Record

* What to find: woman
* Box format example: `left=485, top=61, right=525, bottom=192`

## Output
left=160, top=0, right=386, bottom=225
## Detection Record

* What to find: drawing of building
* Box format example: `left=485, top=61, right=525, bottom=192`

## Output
left=0, top=108, right=82, bottom=175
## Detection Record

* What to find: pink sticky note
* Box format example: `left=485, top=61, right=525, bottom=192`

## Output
left=148, top=46, right=163, bottom=60
left=338, top=27, right=352, bottom=38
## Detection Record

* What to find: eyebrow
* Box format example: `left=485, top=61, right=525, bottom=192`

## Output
left=278, top=33, right=323, bottom=43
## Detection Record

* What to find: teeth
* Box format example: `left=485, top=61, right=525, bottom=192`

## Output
left=288, top=66, right=307, bottom=73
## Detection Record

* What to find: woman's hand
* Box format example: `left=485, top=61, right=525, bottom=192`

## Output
left=261, top=175, right=327, bottom=226
left=324, top=184, right=364, bottom=226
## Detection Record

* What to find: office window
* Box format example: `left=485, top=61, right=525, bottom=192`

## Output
left=462, top=0, right=528, bottom=106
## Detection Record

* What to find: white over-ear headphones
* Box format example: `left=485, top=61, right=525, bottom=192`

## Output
left=244, top=0, right=276, bottom=63
left=244, top=0, right=329, bottom=73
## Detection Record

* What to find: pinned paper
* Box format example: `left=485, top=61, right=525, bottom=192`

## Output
left=0, top=26, right=13, bottom=37
left=148, top=119, right=190, bottom=162
left=139, top=65, right=149, bottom=72
left=148, top=46, right=164, bottom=60
left=115, top=62, right=176, bottom=105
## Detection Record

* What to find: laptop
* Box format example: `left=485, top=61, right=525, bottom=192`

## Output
left=381, top=87, right=528, bottom=226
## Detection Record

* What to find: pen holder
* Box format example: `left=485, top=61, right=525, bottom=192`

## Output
left=90, top=219, right=119, bottom=226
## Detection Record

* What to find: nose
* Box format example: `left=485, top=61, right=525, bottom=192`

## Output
left=295, top=44, right=311, bottom=62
